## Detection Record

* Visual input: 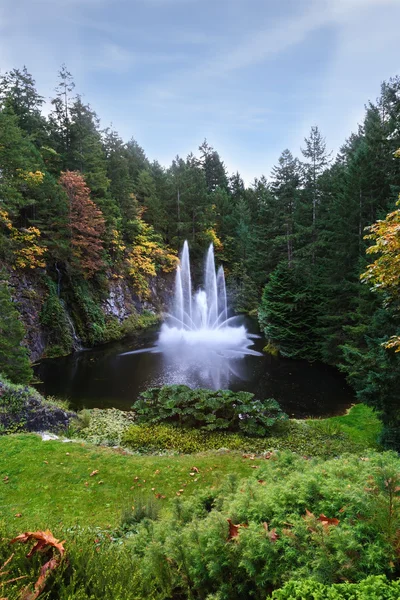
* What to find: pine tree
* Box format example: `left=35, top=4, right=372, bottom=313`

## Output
left=259, top=261, right=317, bottom=360
left=270, top=150, right=301, bottom=268
left=0, top=66, right=46, bottom=145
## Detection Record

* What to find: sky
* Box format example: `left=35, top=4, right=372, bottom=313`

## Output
left=0, top=0, right=399, bottom=183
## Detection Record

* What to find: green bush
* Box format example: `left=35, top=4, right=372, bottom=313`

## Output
left=270, top=576, right=400, bottom=599
left=122, top=451, right=400, bottom=599
left=132, top=385, right=287, bottom=436
left=0, top=279, right=32, bottom=383
left=121, top=310, right=160, bottom=336
left=40, top=279, right=73, bottom=356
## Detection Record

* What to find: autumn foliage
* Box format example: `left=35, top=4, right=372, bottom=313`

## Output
left=0, top=530, right=65, bottom=600
left=59, top=171, right=105, bottom=278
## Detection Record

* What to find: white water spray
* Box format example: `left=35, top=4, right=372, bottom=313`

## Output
left=158, top=241, right=259, bottom=357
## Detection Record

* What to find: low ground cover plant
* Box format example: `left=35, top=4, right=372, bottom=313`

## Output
left=132, top=385, right=288, bottom=436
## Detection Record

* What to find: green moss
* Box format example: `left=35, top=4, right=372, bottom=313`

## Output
left=121, top=310, right=160, bottom=336
left=263, top=341, right=280, bottom=356
left=40, top=279, right=73, bottom=356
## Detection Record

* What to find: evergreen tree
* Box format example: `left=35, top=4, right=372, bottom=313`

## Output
left=198, top=139, right=228, bottom=192
left=259, top=261, right=317, bottom=360
left=270, top=150, right=301, bottom=267
left=0, top=66, right=46, bottom=145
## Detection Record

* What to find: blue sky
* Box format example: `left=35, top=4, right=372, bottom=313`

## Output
left=1, top=0, right=399, bottom=183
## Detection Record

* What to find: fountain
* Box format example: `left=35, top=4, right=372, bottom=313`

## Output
left=159, top=241, right=258, bottom=353
left=120, top=241, right=260, bottom=389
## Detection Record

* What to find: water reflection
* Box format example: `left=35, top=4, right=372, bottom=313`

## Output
left=35, top=321, right=355, bottom=417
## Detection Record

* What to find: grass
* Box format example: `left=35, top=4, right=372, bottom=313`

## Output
left=323, top=403, right=382, bottom=446
left=0, top=404, right=382, bottom=533
left=0, top=434, right=265, bottom=532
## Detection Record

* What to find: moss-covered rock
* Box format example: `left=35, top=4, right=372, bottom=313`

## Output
left=0, top=377, right=75, bottom=434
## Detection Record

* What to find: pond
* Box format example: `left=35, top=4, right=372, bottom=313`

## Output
left=35, top=318, right=354, bottom=418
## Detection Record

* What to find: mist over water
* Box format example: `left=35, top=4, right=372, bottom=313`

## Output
left=121, top=241, right=261, bottom=389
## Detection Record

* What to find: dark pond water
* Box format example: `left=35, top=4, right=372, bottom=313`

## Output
left=35, top=319, right=354, bottom=418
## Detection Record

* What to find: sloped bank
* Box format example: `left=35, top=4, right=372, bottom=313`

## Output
left=0, top=377, right=75, bottom=434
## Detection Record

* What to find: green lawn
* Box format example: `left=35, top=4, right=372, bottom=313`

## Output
left=323, top=403, right=382, bottom=446
left=0, top=404, right=382, bottom=533
left=0, top=434, right=264, bottom=531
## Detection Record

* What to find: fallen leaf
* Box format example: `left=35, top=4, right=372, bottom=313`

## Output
left=43, top=461, right=48, bottom=464
left=15, top=513, right=22, bottom=518
left=250, top=465, right=259, bottom=469
left=318, top=514, right=340, bottom=528
left=89, top=470, right=99, bottom=477
left=262, top=522, right=279, bottom=542
left=97, top=481, right=104, bottom=485
left=84, top=482, right=89, bottom=487
left=10, top=529, right=66, bottom=597
left=189, top=473, right=195, bottom=476
left=3, top=476, right=9, bottom=482
left=179, top=489, right=184, bottom=493
left=227, top=519, right=248, bottom=540
left=257, top=480, right=265, bottom=484
left=191, top=466, right=199, bottom=473
left=154, top=470, right=160, bottom=475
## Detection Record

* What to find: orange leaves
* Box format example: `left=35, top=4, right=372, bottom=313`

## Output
left=227, top=519, right=248, bottom=540
left=11, top=530, right=65, bottom=558
left=9, top=530, right=65, bottom=600
left=227, top=520, right=281, bottom=543
left=59, top=171, right=105, bottom=279
left=303, top=509, right=340, bottom=532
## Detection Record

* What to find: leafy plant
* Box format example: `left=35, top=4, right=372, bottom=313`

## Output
left=132, top=385, right=287, bottom=436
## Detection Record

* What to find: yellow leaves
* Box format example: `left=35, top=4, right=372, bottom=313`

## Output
left=0, top=210, right=46, bottom=269
left=12, top=227, right=46, bottom=270
left=204, top=227, right=223, bottom=251
left=110, top=229, right=126, bottom=253
left=16, top=169, right=45, bottom=186
left=0, top=209, right=13, bottom=230
left=125, top=216, right=177, bottom=298
left=361, top=191, right=400, bottom=295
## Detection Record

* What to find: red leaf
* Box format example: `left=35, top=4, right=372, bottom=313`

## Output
left=227, top=519, right=248, bottom=540
left=318, top=514, right=340, bottom=528
left=262, top=522, right=279, bottom=542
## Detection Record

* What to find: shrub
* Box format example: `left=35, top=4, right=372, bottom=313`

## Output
left=270, top=576, right=400, bottom=599
left=121, top=310, right=160, bottom=337
left=79, top=408, right=135, bottom=446
left=121, top=423, right=271, bottom=454
left=0, top=279, right=32, bottom=383
left=132, top=385, right=287, bottom=436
